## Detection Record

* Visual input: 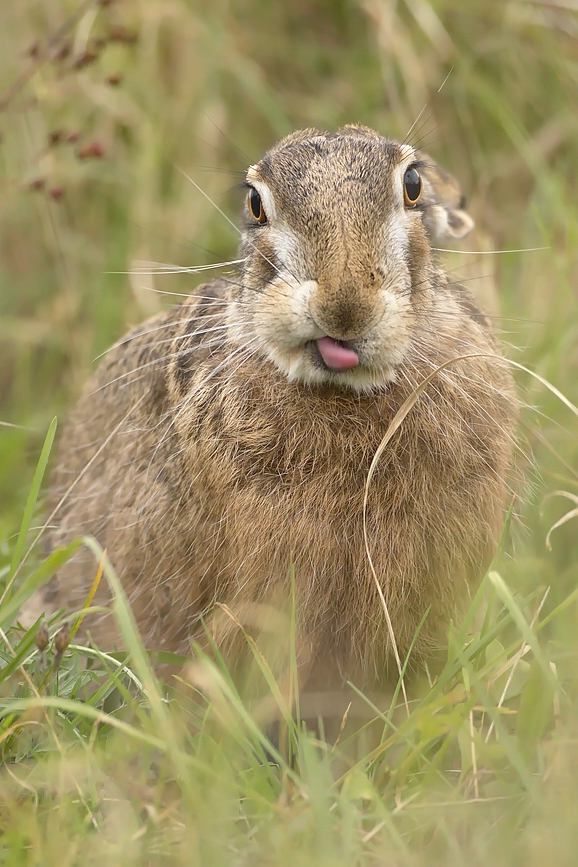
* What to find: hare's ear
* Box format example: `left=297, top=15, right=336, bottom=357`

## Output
left=418, top=155, right=474, bottom=243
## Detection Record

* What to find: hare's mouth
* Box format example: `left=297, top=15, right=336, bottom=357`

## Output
left=312, top=337, right=359, bottom=371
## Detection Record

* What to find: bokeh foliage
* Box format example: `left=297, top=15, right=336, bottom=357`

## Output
left=1, top=1, right=578, bottom=864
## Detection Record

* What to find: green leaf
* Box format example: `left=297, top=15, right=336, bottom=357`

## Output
left=485, top=639, right=506, bottom=669
left=0, top=540, right=83, bottom=631
left=341, top=767, right=375, bottom=801
left=488, top=571, right=557, bottom=690
left=516, top=660, right=556, bottom=761
left=7, top=417, right=56, bottom=580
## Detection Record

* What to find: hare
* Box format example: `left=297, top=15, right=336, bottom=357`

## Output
left=34, top=125, right=517, bottom=692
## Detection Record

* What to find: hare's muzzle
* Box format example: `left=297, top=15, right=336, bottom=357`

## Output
left=308, top=274, right=381, bottom=345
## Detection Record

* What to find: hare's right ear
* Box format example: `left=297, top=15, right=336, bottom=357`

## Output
left=418, top=155, right=474, bottom=244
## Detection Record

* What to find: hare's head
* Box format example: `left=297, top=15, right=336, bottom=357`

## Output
left=227, top=125, right=473, bottom=391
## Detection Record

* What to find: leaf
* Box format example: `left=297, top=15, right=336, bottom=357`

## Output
left=1, top=540, right=83, bottom=630
left=6, top=418, right=56, bottom=582
left=516, top=660, right=556, bottom=761
left=502, top=660, right=531, bottom=703
left=485, top=639, right=506, bottom=669
left=488, top=571, right=557, bottom=690
left=457, top=719, right=474, bottom=777
left=341, top=767, right=376, bottom=801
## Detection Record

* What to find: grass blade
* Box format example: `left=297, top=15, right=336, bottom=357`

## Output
left=6, top=418, right=56, bottom=583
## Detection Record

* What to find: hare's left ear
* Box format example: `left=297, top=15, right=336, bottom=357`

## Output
left=418, top=155, right=474, bottom=243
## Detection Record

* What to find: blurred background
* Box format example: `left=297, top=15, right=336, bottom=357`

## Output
left=1, top=4, right=578, bottom=862
left=0, top=0, right=577, bottom=627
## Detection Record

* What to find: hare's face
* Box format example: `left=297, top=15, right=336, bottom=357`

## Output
left=227, top=127, right=472, bottom=391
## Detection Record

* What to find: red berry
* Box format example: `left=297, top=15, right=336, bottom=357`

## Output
left=77, top=140, right=105, bottom=159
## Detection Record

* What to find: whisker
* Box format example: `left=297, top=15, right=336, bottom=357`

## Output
left=408, top=125, right=444, bottom=154
left=129, top=324, right=230, bottom=354
left=91, top=345, right=203, bottom=394
left=197, top=166, right=247, bottom=176
left=177, top=168, right=300, bottom=284
left=403, top=69, right=453, bottom=148
left=92, top=310, right=229, bottom=361
left=432, top=246, right=549, bottom=255
left=136, top=287, right=228, bottom=299
left=201, top=112, right=253, bottom=166
left=109, top=258, right=245, bottom=276
left=134, top=274, right=275, bottom=299
left=404, top=103, right=432, bottom=147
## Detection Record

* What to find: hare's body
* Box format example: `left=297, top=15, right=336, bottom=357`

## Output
left=41, top=127, right=517, bottom=687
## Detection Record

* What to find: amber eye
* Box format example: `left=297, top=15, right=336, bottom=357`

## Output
left=247, top=187, right=267, bottom=223
left=403, top=166, right=422, bottom=207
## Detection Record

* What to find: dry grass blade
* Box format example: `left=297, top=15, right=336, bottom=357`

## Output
left=362, top=353, right=500, bottom=712
left=363, top=351, right=577, bottom=713
left=544, top=490, right=578, bottom=550
left=69, top=550, right=106, bottom=640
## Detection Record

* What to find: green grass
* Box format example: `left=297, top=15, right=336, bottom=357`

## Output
left=1, top=1, right=578, bottom=864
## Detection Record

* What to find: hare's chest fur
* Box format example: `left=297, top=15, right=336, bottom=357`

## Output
left=162, top=348, right=511, bottom=678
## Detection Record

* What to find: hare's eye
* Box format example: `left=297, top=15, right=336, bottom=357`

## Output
left=247, top=188, right=267, bottom=224
left=403, top=166, right=422, bottom=207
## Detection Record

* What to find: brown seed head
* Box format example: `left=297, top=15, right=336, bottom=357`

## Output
left=54, top=625, right=70, bottom=653
left=73, top=51, right=98, bottom=70
left=55, top=41, right=72, bottom=62
left=35, top=622, right=49, bottom=652
left=48, top=129, right=64, bottom=146
left=108, top=26, right=138, bottom=44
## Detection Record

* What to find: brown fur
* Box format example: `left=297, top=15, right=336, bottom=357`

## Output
left=34, top=126, right=517, bottom=689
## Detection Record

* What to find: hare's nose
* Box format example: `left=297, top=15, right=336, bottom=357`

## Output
left=309, top=293, right=376, bottom=342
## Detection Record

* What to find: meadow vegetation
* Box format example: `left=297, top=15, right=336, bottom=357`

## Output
left=1, top=1, right=578, bottom=864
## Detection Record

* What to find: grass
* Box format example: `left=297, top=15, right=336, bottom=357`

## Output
left=1, top=0, right=578, bottom=864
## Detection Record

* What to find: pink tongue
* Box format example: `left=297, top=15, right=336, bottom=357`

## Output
left=316, top=336, right=359, bottom=370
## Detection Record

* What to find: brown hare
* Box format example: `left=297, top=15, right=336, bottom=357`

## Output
left=32, top=125, right=517, bottom=694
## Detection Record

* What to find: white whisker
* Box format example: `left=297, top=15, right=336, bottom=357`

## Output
left=108, top=258, right=245, bottom=275
left=178, top=168, right=299, bottom=283
left=432, top=246, right=549, bottom=255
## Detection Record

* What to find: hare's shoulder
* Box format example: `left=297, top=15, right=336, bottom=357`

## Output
left=445, top=281, right=496, bottom=337
left=51, top=282, right=228, bottom=481
left=81, top=280, right=226, bottom=398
